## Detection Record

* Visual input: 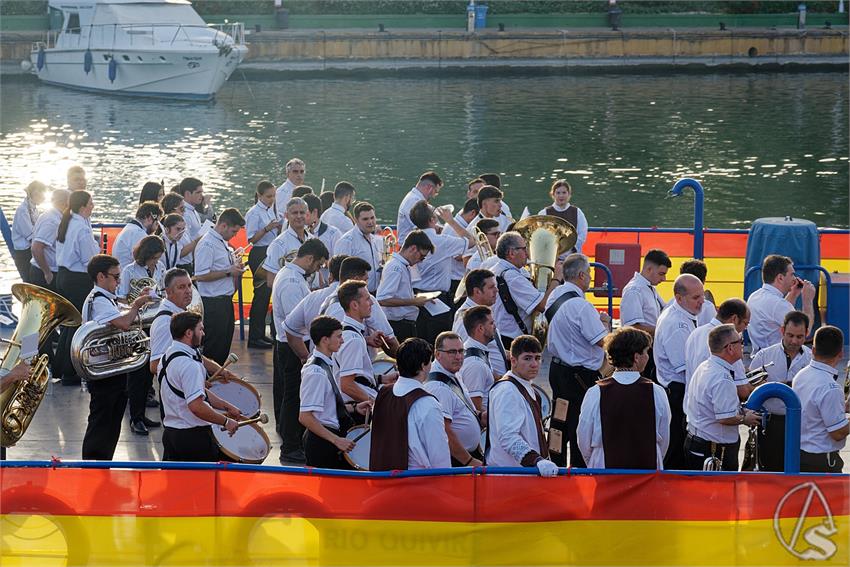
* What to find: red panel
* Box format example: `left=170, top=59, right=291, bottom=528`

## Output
left=821, top=233, right=850, bottom=259
left=593, top=243, right=641, bottom=297
left=230, top=228, right=248, bottom=249
left=703, top=233, right=749, bottom=257
left=99, top=227, right=123, bottom=254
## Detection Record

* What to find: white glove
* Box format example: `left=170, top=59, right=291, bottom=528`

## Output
left=536, top=458, right=559, bottom=478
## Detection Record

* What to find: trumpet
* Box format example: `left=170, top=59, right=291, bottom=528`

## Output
left=278, top=250, right=298, bottom=269
left=746, top=361, right=775, bottom=387
left=381, top=227, right=398, bottom=265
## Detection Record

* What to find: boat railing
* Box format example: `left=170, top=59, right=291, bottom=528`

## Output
left=33, top=22, right=246, bottom=51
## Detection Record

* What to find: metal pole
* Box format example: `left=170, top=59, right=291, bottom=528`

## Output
left=744, top=382, right=801, bottom=474
left=667, top=178, right=705, bottom=259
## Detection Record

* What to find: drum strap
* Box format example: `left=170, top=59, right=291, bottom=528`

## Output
left=544, top=290, right=580, bottom=323
left=87, top=291, right=117, bottom=322
left=343, top=325, right=378, bottom=391
left=427, top=371, right=479, bottom=418
left=465, top=347, right=490, bottom=368
left=158, top=351, right=191, bottom=400
left=309, top=356, right=355, bottom=434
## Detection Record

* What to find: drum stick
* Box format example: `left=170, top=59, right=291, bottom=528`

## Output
left=221, top=413, right=268, bottom=431
left=208, top=353, right=238, bottom=383
left=351, top=425, right=371, bottom=443
left=379, top=334, right=391, bottom=353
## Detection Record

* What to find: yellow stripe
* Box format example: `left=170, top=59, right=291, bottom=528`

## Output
left=3, top=515, right=848, bottom=566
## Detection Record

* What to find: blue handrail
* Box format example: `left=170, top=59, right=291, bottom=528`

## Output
left=744, top=383, right=802, bottom=474
left=667, top=178, right=705, bottom=259
left=590, top=261, right=614, bottom=317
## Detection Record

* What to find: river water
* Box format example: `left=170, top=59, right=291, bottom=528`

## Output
left=0, top=71, right=847, bottom=284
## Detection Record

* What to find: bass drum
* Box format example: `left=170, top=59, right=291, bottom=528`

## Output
left=371, top=353, right=396, bottom=377
left=342, top=425, right=372, bottom=471
left=212, top=422, right=270, bottom=464
left=208, top=378, right=261, bottom=418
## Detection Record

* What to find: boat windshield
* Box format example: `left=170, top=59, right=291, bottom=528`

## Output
left=90, top=4, right=206, bottom=27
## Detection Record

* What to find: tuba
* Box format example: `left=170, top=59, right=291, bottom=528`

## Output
left=1, top=283, right=82, bottom=447
left=71, top=309, right=151, bottom=382
left=512, top=215, right=577, bottom=344
left=127, top=277, right=158, bottom=303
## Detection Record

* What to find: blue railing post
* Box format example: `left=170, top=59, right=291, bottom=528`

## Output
left=745, top=383, right=801, bottom=474
left=667, top=178, right=705, bottom=260
left=590, top=261, right=614, bottom=318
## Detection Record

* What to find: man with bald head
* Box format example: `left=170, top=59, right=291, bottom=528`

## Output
left=654, top=273, right=704, bottom=469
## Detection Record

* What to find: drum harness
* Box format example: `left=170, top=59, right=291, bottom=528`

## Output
left=157, top=347, right=207, bottom=421
left=308, top=356, right=355, bottom=434
left=343, top=325, right=379, bottom=392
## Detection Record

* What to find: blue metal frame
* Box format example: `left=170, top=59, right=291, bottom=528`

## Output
left=590, top=261, right=614, bottom=317
left=667, top=178, right=705, bottom=260
left=744, top=383, right=802, bottom=474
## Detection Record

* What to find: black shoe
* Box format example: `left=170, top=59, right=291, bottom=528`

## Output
left=146, top=397, right=159, bottom=408
left=142, top=416, right=161, bottom=428
left=260, top=336, right=275, bottom=345
left=248, top=340, right=273, bottom=350
left=61, top=375, right=81, bottom=386
left=130, top=419, right=149, bottom=436
left=279, top=449, right=306, bottom=465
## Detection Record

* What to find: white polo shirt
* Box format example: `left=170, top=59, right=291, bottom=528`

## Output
left=747, top=283, right=794, bottom=353
left=285, top=283, right=338, bottom=343
left=389, top=376, right=451, bottom=470
left=468, top=213, right=511, bottom=234
left=272, top=262, right=311, bottom=342
left=313, top=222, right=341, bottom=260
left=792, top=361, right=848, bottom=454
left=160, top=233, right=184, bottom=271
left=486, top=373, right=545, bottom=467
left=545, top=282, right=607, bottom=369
left=56, top=213, right=99, bottom=273
left=149, top=299, right=184, bottom=363
left=299, top=351, right=342, bottom=430
left=261, top=228, right=309, bottom=276
left=82, top=285, right=122, bottom=325
left=620, top=272, right=665, bottom=328
left=118, top=262, right=164, bottom=298
left=334, top=227, right=383, bottom=293
left=423, top=360, right=481, bottom=452
left=450, top=213, right=470, bottom=281
left=194, top=229, right=235, bottom=297
left=182, top=201, right=203, bottom=240
left=320, top=203, right=354, bottom=234
left=457, top=337, right=495, bottom=408
left=335, top=316, right=376, bottom=401
left=160, top=340, right=208, bottom=429
left=685, top=356, right=741, bottom=444
left=323, top=292, right=395, bottom=341
left=396, top=187, right=428, bottom=245
left=11, top=198, right=39, bottom=250
left=275, top=179, right=296, bottom=222
left=750, top=342, right=812, bottom=415
left=654, top=300, right=699, bottom=387
left=29, top=208, right=62, bottom=272
left=416, top=227, right=468, bottom=293
left=112, top=220, right=148, bottom=268
left=244, top=201, right=278, bottom=247
left=453, top=298, right=507, bottom=377
left=492, top=258, right=544, bottom=339
left=684, top=318, right=747, bottom=389
left=377, top=252, right=417, bottom=321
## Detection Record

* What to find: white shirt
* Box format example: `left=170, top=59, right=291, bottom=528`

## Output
left=272, top=262, right=311, bottom=342
left=299, top=351, right=341, bottom=429
left=118, top=261, right=165, bottom=298
left=748, top=284, right=794, bottom=353
left=182, top=201, right=203, bottom=241
left=285, top=283, right=339, bottom=344
left=457, top=337, right=495, bottom=409
left=486, top=372, right=545, bottom=467
left=313, top=222, right=341, bottom=260
left=193, top=229, right=235, bottom=297
left=396, top=187, right=428, bottom=245
left=491, top=258, right=544, bottom=339
left=468, top=213, right=512, bottom=234
left=261, top=227, right=309, bottom=275
left=792, top=361, right=848, bottom=454
left=423, top=360, right=481, bottom=452
left=12, top=197, right=39, bottom=250
left=450, top=213, right=470, bottom=281
left=453, top=298, right=508, bottom=377
left=654, top=300, right=699, bottom=387
left=335, top=316, right=376, bottom=401
left=149, top=299, right=184, bottom=363
left=334, top=226, right=383, bottom=293
left=81, top=285, right=122, bottom=325
left=320, top=203, right=354, bottom=234
left=323, top=292, right=395, bottom=343
left=160, top=233, right=184, bottom=271
left=275, top=179, right=296, bottom=222
left=56, top=213, right=99, bottom=273
left=577, top=371, right=671, bottom=469
left=390, top=376, right=451, bottom=470
left=244, top=201, right=278, bottom=247
left=537, top=203, right=588, bottom=253
left=416, top=227, right=468, bottom=292
left=112, top=220, right=148, bottom=268
left=620, top=272, right=665, bottom=328
left=545, top=282, right=607, bottom=369
left=685, top=356, right=741, bottom=444
left=377, top=252, right=417, bottom=321
left=750, top=342, right=812, bottom=415
left=684, top=318, right=747, bottom=390
left=160, top=340, right=208, bottom=429
left=29, top=208, right=62, bottom=272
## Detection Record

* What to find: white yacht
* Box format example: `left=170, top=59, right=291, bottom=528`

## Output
left=28, top=0, right=247, bottom=101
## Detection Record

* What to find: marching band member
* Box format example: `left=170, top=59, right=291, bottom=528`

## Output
left=304, top=193, right=341, bottom=286
left=276, top=158, right=306, bottom=221
left=159, top=194, right=197, bottom=274
left=457, top=306, right=497, bottom=412
left=55, top=190, right=99, bottom=386
left=469, top=186, right=511, bottom=233
left=486, top=335, right=560, bottom=477
left=424, top=332, right=484, bottom=467
left=66, top=165, right=87, bottom=192
left=536, top=179, right=587, bottom=253
left=262, top=197, right=311, bottom=288
left=577, top=327, right=671, bottom=469
left=293, top=185, right=314, bottom=199
left=160, top=192, right=184, bottom=216
left=396, top=171, right=442, bottom=244
left=369, top=338, right=450, bottom=471
left=29, top=188, right=69, bottom=290
left=159, top=311, right=242, bottom=462
left=319, top=181, right=356, bottom=234
left=299, top=316, right=371, bottom=469
left=159, top=214, right=187, bottom=271
left=468, top=174, right=513, bottom=220
left=81, top=254, right=153, bottom=460
left=490, top=231, right=561, bottom=350
left=545, top=254, right=610, bottom=467
left=466, top=177, right=486, bottom=200
left=274, top=239, right=329, bottom=464
left=792, top=325, right=848, bottom=473
left=747, top=254, right=815, bottom=353
left=285, top=254, right=348, bottom=348
left=11, top=181, right=47, bottom=283
left=654, top=273, right=704, bottom=469
left=178, top=177, right=205, bottom=243
left=377, top=230, right=435, bottom=343
left=334, top=202, right=383, bottom=293
left=678, top=259, right=717, bottom=325
left=193, top=208, right=246, bottom=365
left=453, top=269, right=508, bottom=378
left=684, top=324, right=760, bottom=471
left=244, top=181, right=281, bottom=349
left=138, top=181, right=165, bottom=204
left=449, top=198, right=481, bottom=297
left=749, top=310, right=812, bottom=471
left=465, top=218, right=500, bottom=272
left=112, top=201, right=162, bottom=268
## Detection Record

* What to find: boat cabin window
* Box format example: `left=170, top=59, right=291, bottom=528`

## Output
left=48, top=7, right=64, bottom=31
left=65, top=12, right=81, bottom=34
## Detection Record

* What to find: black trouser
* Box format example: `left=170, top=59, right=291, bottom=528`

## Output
left=29, top=267, right=57, bottom=292
left=644, top=347, right=658, bottom=383
left=201, top=295, right=234, bottom=365
left=415, top=289, right=455, bottom=347
left=12, top=249, right=33, bottom=283
left=800, top=450, right=844, bottom=473
left=127, top=364, right=154, bottom=423
left=663, top=381, right=687, bottom=470
left=81, top=374, right=128, bottom=460
left=162, top=426, right=219, bottom=462
left=758, top=413, right=786, bottom=472
left=304, top=428, right=353, bottom=469
left=55, top=268, right=92, bottom=382
left=176, top=263, right=194, bottom=277
left=683, top=433, right=740, bottom=471
left=389, top=319, right=417, bottom=344
left=451, top=446, right=485, bottom=467
left=275, top=340, right=304, bottom=453
left=247, top=246, right=272, bottom=342
left=549, top=359, right=599, bottom=467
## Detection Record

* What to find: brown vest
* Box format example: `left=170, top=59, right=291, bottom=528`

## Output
left=598, top=376, right=657, bottom=469
left=369, top=386, right=434, bottom=471
left=545, top=205, right=578, bottom=229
